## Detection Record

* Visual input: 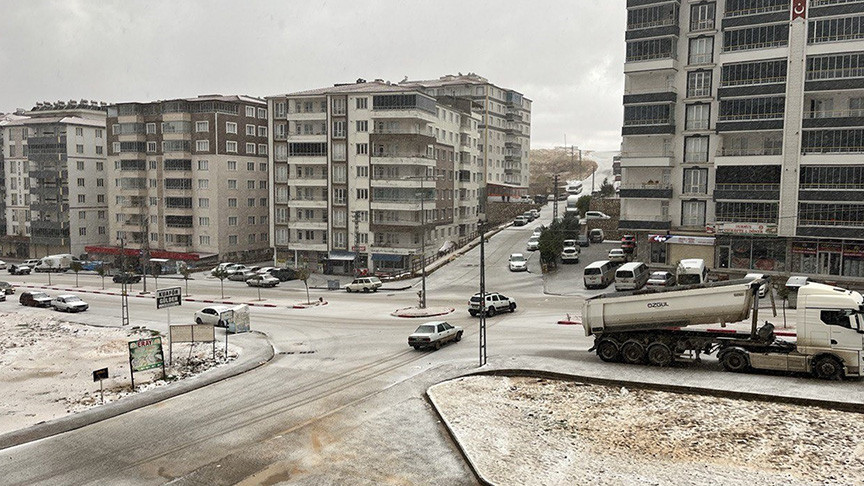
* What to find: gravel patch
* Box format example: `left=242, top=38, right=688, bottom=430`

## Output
left=429, top=375, right=864, bottom=485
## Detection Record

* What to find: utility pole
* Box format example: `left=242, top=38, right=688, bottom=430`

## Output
left=405, top=171, right=441, bottom=309
left=478, top=219, right=487, bottom=367
left=553, top=174, right=560, bottom=222
left=119, top=237, right=130, bottom=327
left=351, top=210, right=362, bottom=274
left=139, top=206, right=150, bottom=294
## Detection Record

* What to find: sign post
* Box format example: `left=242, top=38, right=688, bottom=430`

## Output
left=92, top=367, right=108, bottom=404
left=128, top=337, right=166, bottom=389
left=157, top=286, right=182, bottom=339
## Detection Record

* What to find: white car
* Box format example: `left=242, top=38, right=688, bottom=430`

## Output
left=225, top=264, right=248, bottom=276
left=526, top=236, right=540, bottom=251
left=345, top=276, right=383, bottom=292
left=246, top=274, right=280, bottom=288
left=408, top=321, right=463, bottom=350
left=509, top=253, right=528, bottom=272
left=256, top=266, right=277, bottom=275
left=0, top=260, right=6, bottom=270
left=561, top=247, right=580, bottom=264
left=745, top=273, right=770, bottom=298
left=211, top=263, right=236, bottom=276
left=468, top=292, right=516, bottom=317
left=608, top=248, right=627, bottom=263
left=228, top=270, right=257, bottom=282
left=195, top=305, right=235, bottom=326
left=585, top=211, right=611, bottom=220
left=51, top=294, right=89, bottom=312
left=563, top=239, right=577, bottom=249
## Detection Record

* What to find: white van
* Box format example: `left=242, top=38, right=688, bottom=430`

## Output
left=676, top=258, right=707, bottom=285
left=584, top=260, right=615, bottom=289
left=615, top=262, right=650, bottom=291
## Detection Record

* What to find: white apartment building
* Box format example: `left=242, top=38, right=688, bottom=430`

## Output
left=0, top=101, right=109, bottom=258
left=95, top=95, right=271, bottom=267
left=402, top=74, right=532, bottom=201
left=268, top=79, right=483, bottom=275
left=622, top=0, right=864, bottom=282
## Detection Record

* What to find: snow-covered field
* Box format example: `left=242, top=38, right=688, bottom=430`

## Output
left=430, top=375, right=864, bottom=486
left=0, top=312, right=238, bottom=435
left=568, top=149, right=619, bottom=193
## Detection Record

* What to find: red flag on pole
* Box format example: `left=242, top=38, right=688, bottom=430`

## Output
left=792, top=0, right=807, bottom=20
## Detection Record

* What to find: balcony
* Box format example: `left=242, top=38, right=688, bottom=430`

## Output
left=370, top=153, right=436, bottom=166
left=370, top=199, right=423, bottom=211
left=286, top=220, right=328, bottom=231
left=288, top=197, right=327, bottom=208
left=802, top=109, right=864, bottom=129
left=619, top=150, right=674, bottom=167
left=800, top=182, right=864, bottom=202
left=371, top=125, right=433, bottom=137
left=618, top=182, right=672, bottom=199
left=619, top=215, right=672, bottom=230
left=285, top=176, right=328, bottom=187
left=622, top=87, right=677, bottom=105
left=622, top=117, right=675, bottom=135
left=369, top=175, right=427, bottom=188
left=714, top=183, right=780, bottom=200
left=715, top=146, right=782, bottom=165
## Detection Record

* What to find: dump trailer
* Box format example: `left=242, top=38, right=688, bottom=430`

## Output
left=582, top=279, right=864, bottom=379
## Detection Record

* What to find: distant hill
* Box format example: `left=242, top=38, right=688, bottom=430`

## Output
left=528, top=147, right=598, bottom=195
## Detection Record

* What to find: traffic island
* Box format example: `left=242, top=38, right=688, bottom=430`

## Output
left=292, top=300, right=328, bottom=309
left=391, top=306, right=455, bottom=318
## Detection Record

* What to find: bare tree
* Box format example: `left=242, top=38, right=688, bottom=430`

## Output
left=179, top=265, right=192, bottom=296
left=212, top=267, right=229, bottom=299
left=96, top=264, right=108, bottom=290
left=295, top=267, right=312, bottom=304
left=70, top=261, right=83, bottom=287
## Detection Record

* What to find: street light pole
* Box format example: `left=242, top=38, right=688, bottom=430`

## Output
left=419, top=176, right=426, bottom=309
left=478, top=218, right=487, bottom=367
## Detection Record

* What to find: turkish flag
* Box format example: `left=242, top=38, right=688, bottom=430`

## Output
left=792, top=0, right=807, bottom=20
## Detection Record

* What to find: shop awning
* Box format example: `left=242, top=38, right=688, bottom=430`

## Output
left=327, top=251, right=356, bottom=261
left=372, top=253, right=402, bottom=262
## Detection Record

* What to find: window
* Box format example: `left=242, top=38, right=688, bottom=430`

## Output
left=78, top=195, right=86, bottom=203
left=77, top=178, right=85, bottom=187
left=77, top=161, right=85, bottom=170
left=248, top=216, right=256, bottom=225
left=96, top=146, right=104, bottom=155
left=79, top=227, right=87, bottom=236
left=684, top=136, right=709, bottom=163
left=246, top=142, right=256, bottom=154
left=248, top=234, right=256, bottom=244
left=332, top=98, right=346, bottom=115
left=258, top=126, right=267, bottom=137
left=275, top=102, right=286, bottom=117
left=197, top=160, right=209, bottom=171
left=228, top=198, right=237, bottom=207
left=719, top=96, right=785, bottom=121
left=95, top=128, right=103, bottom=138
left=145, top=141, right=156, bottom=153
left=259, top=180, right=267, bottom=189
left=809, top=15, right=864, bottom=44
left=196, top=140, right=210, bottom=151
left=333, top=121, right=346, bottom=138
left=682, top=200, right=706, bottom=226
left=724, top=24, right=788, bottom=52
left=195, top=121, right=209, bottom=132
left=228, top=180, right=238, bottom=189
left=626, top=37, right=677, bottom=62
left=246, top=124, right=255, bottom=136
left=357, top=166, right=368, bottom=177
left=685, top=104, right=710, bottom=130
left=199, top=235, right=210, bottom=245
left=356, top=97, right=368, bottom=109
left=98, top=210, right=106, bottom=219
left=79, top=210, right=86, bottom=220
left=258, top=143, right=268, bottom=155
left=689, top=37, right=714, bottom=65
left=198, top=179, right=209, bottom=189
left=247, top=180, right=255, bottom=190
left=226, top=141, right=238, bottom=153
left=248, top=198, right=255, bottom=207
left=258, top=107, right=266, bottom=119
left=357, top=189, right=368, bottom=199
left=683, top=168, right=709, bottom=194
left=198, top=217, right=210, bottom=226
left=228, top=216, right=238, bottom=226
left=687, top=71, right=712, bottom=98
left=229, top=235, right=238, bottom=245
left=690, top=2, right=715, bottom=31
left=76, top=144, right=84, bottom=154
left=357, top=143, right=368, bottom=155
left=97, top=195, right=105, bottom=203
left=246, top=106, right=255, bottom=117
left=356, top=120, right=368, bottom=132
left=226, top=122, right=237, bottom=134
left=146, top=123, right=156, bottom=134
left=199, top=198, right=209, bottom=208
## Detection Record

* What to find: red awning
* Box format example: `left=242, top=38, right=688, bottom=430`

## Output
left=85, top=246, right=200, bottom=261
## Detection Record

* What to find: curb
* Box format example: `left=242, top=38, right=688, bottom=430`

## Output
left=0, top=331, right=275, bottom=451
left=426, top=388, right=493, bottom=486
left=391, top=307, right=455, bottom=318
left=557, top=320, right=580, bottom=325
left=292, top=301, right=329, bottom=309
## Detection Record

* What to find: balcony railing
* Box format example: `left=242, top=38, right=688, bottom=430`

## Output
left=799, top=218, right=864, bottom=227
left=620, top=150, right=674, bottom=158
left=718, top=147, right=782, bottom=156
left=724, top=4, right=787, bottom=18
left=620, top=182, right=672, bottom=190
left=720, top=76, right=786, bottom=87
left=800, top=182, right=864, bottom=190
left=717, top=112, right=784, bottom=121
left=803, top=145, right=864, bottom=154
left=807, top=67, right=864, bottom=81
left=627, top=52, right=677, bottom=63
left=716, top=215, right=777, bottom=223
left=627, top=18, right=676, bottom=31
left=621, top=215, right=672, bottom=222
left=723, top=40, right=788, bottom=53
left=804, top=109, right=864, bottom=119
left=623, top=86, right=677, bottom=95
left=372, top=126, right=430, bottom=135
left=623, top=117, right=674, bottom=126
left=715, top=183, right=780, bottom=191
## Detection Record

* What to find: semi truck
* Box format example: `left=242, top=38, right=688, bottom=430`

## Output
left=582, top=279, right=864, bottom=379
left=565, top=194, right=580, bottom=214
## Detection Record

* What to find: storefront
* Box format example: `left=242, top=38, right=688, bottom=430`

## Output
left=790, top=240, right=864, bottom=278
left=325, top=251, right=357, bottom=275
left=648, top=234, right=715, bottom=267
left=714, top=236, right=787, bottom=273
left=371, top=253, right=407, bottom=275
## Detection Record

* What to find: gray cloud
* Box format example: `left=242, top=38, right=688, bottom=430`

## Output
left=0, top=0, right=626, bottom=149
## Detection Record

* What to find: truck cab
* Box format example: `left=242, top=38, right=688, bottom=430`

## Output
left=793, top=283, right=864, bottom=378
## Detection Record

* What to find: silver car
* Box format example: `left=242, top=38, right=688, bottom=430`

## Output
left=408, top=321, right=463, bottom=350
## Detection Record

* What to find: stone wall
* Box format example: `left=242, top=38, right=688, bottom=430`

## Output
left=486, top=201, right=542, bottom=226
left=585, top=198, right=622, bottom=241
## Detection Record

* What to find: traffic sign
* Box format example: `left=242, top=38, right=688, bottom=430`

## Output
left=156, top=286, right=182, bottom=309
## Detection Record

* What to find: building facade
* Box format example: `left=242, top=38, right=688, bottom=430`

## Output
left=267, top=80, right=484, bottom=274
left=402, top=74, right=533, bottom=201
left=621, top=0, right=864, bottom=282
left=0, top=102, right=109, bottom=258
left=93, top=95, right=271, bottom=266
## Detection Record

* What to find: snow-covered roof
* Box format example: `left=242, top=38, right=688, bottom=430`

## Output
left=269, top=80, right=419, bottom=98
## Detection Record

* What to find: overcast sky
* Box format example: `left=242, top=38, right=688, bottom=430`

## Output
left=0, top=0, right=626, bottom=150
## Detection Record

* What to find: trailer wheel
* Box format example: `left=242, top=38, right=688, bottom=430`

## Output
left=596, top=340, right=620, bottom=362
left=720, top=350, right=750, bottom=373
left=647, top=343, right=673, bottom=367
left=812, top=355, right=844, bottom=380
left=621, top=341, right=646, bottom=364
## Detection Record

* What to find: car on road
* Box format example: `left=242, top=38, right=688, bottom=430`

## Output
left=9, top=264, right=31, bottom=275
left=228, top=270, right=256, bottom=282
left=51, top=294, right=89, bottom=312
left=585, top=211, right=611, bottom=220
left=589, top=228, right=605, bottom=243
left=246, top=274, right=280, bottom=288
left=345, top=276, right=383, bottom=292
left=211, top=262, right=236, bottom=276
left=20, top=291, right=52, bottom=308
left=608, top=248, right=627, bottom=263
left=526, top=236, right=540, bottom=251
left=745, top=273, right=770, bottom=298
left=256, top=266, right=277, bottom=275
left=621, top=234, right=637, bottom=253
left=468, top=292, right=516, bottom=317
left=408, top=321, right=463, bottom=350
left=646, top=271, right=676, bottom=288
left=195, top=305, right=235, bottom=326
left=0, top=260, right=6, bottom=270
left=561, top=246, right=580, bottom=264
left=529, top=209, right=540, bottom=219
left=522, top=211, right=535, bottom=222
left=508, top=253, right=528, bottom=272
left=532, top=226, right=544, bottom=237
left=513, top=216, right=528, bottom=227
left=81, top=261, right=104, bottom=271
left=225, top=264, right=249, bottom=276
left=22, top=259, right=41, bottom=268
left=270, top=268, right=297, bottom=282
left=0, top=281, right=15, bottom=295
left=576, top=234, right=590, bottom=247
left=112, top=272, right=141, bottom=284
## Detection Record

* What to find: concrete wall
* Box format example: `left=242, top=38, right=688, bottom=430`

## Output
left=486, top=201, right=540, bottom=226
left=586, top=197, right=622, bottom=240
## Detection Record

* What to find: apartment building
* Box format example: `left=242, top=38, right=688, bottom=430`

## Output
left=0, top=102, right=109, bottom=258
left=402, top=73, right=532, bottom=201
left=267, top=80, right=483, bottom=274
left=91, top=95, right=270, bottom=266
left=621, top=0, right=864, bottom=281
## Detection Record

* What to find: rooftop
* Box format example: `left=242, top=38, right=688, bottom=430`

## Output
left=270, top=79, right=420, bottom=98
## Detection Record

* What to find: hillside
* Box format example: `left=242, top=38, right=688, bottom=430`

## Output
left=528, top=147, right=598, bottom=195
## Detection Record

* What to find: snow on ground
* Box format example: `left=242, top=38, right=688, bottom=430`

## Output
left=568, top=150, right=619, bottom=193
left=0, top=312, right=239, bottom=435
left=430, top=375, right=864, bottom=486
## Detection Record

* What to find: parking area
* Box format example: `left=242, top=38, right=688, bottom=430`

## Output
left=543, top=241, right=620, bottom=297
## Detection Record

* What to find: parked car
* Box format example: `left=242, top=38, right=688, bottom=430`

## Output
left=0, top=260, right=6, bottom=270
left=194, top=305, right=235, bottom=326
left=508, top=253, right=528, bottom=272
left=745, top=273, right=770, bottom=298
left=228, top=270, right=256, bottom=282
left=22, top=259, right=41, bottom=268
left=529, top=209, right=540, bottom=219
left=468, top=292, right=516, bottom=317
left=20, top=291, right=52, bottom=308
left=211, top=262, right=236, bottom=276
left=522, top=211, right=535, bottom=222
left=585, top=211, right=611, bottom=220
left=51, top=294, right=89, bottom=312
left=646, top=271, right=676, bottom=288
left=270, top=268, right=297, bottom=282
left=608, top=248, right=627, bottom=264
left=408, top=321, right=463, bottom=350
left=532, top=226, right=544, bottom=237
left=81, top=260, right=104, bottom=271
left=576, top=234, right=590, bottom=247
left=561, top=246, right=580, bottom=264
left=526, top=236, right=540, bottom=251
left=256, top=266, right=277, bottom=275
left=589, top=228, right=605, bottom=243
left=8, top=264, right=31, bottom=275
left=621, top=234, right=637, bottom=253
left=0, top=281, right=15, bottom=294
left=246, top=274, right=280, bottom=288
left=346, top=276, right=383, bottom=292
left=0, top=292, right=5, bottom=302
left=563, top=239, right=577, bottom=249
left=513, top=216, right=528, bottom=227
left=112, top=272, right=141, bottom=284
left=226, top=264, right=249, bottom=276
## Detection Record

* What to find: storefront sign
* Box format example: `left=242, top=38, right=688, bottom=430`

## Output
left=792, top=244, right=817, bottom=255
left=708, top=223, right=778, bottom=236
left=843, top=245, right=864, bottom=258
left=651, top=235, right=715, bottom=246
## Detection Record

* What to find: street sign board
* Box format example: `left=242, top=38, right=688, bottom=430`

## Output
left=128, top=337, right=165, bottom=372
left=156, top=286, right=182, bottom=309
left=92, top=367, right=109, bottom=382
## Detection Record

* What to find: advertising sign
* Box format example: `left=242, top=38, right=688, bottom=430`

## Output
left=156, top=286, right=182, bottom=309
left=92, top=368, right=109, bottom=382
left=708, top=223, right=778, bottom=236
left=169, top=324, right=216, bottom=343
left=128, top=337, right=165, bottom=372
